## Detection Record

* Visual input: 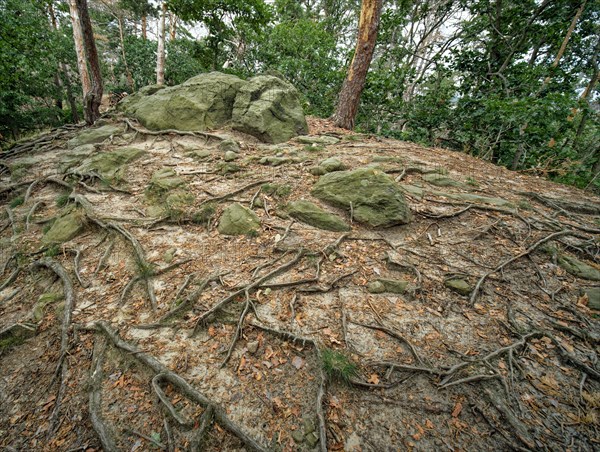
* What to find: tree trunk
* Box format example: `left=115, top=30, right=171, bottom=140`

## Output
left=75, top=0, right=103, bottom=124
left=513, top=0, right=587, bottom=170
left=156, top=2, right=167, bottom=85
left=540, top=0, right=587, bottom=90
left=68, top=0, right=91, bottom=101
left=331, top=0, right=383, bottom=130
left=169, top=12, right=177, bottom=41
left=117, top=15, right=135, bottom=91
left=141, top=14, right=147, bottom=40
left=61, top=64, right=80, bottom=123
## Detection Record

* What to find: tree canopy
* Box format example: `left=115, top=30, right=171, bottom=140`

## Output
left=1, top=0, right=598, bottom=190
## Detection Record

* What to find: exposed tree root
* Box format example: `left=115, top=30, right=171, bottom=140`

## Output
left=190, top=249, right=306, bottom=337
left=31, top=257, right=75, bottom=376
left=90, top=320, right=267, bottom=452
left=197, top=179, right=270, bottom=207
left=122, top=117, right=224, bottom=142
left=89, top=336, right=117, bottom=451
left=248, top=321, right=328, bottom=452
left=469, top=230, right=591, bottom=304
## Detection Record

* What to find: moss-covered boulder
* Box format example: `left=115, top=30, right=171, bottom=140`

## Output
left=33, top=292, right=65, bottom=322
left=149, top=167, right=185, bottom=191
left=311, top=167, right=411, bottom=227
left=218, top=138, right=240, bottom=153
left=124, top=72, right=246, bottom=131
left=558, top=255, right=600, bottom=281
left=232, top=75, right=308, bottom=143
left=218, top=203, right=261, bottom=236
left=310, top=157, right=346, bottom=175
left=437, top=192, right=512, bottom=207
left=287, top=200, right=350, bottom=232
left=140, top=73, right=245, bottom=130
left=186, top=149, right=213, bottom=161
left=67, top=124, right=123, bottom=149
left=367, top=278, right=408, bottom=294
left=59, top=144, right=96, bottom=172
left=297, top=135, right=339, bottom=146
left=73, top=147, right=145, bottom=182
left=445, top=278, right=472, bottom=295
left=42, top=209, right=86, bottom=244
left=582, top=287, right=600, bottom=310
left=422, top=173, right=467, bottom=188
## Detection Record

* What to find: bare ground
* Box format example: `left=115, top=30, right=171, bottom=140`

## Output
left=0, top=116, right=599, bottom=452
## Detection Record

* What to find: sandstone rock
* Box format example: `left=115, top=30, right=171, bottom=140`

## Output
left=218, top=203, right=260, bottom=236
left=297, top=135, right=339, bottom=145
left=232, top=75, right=308, bottom=143
left=422, top=173, right=466, bottom=188
left=583, top=287, right=600, bottom=310
left=218, top=138, right=240, bottom=153
left=150, top=167, right=185, bottom=191
left=124, top=72, right=246, bottom=131
left=67, top=124, right=123, bottom=149
left=223, top=151, right=238, bottom=162
left=445, top=278, right=472, bottom=295
left=287, top=200, right=350, bottom=232
left=367, top=278, right=408, bottom=294
left=74, top=147, right=145, bottom=182
left=311, top=167, right=411, bottom=227
left=558, top=255, right=600, bottom=281
left=42, top=209, right=86, bottom=245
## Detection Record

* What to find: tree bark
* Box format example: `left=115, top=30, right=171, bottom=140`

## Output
left=169, top=12, right=177, bottom=41
left=141, top=14, right=147, bottom=40
left=331, top=0, right=383, bottom=130
left=61, top=64, right=80, bottom=123
left=75, top=0, right=103, bottom=124
left=68, top=0, right=91, bottom=101
left=156, top=2, right=167, bottom=85
left=117, top=15, right=135, bottom=91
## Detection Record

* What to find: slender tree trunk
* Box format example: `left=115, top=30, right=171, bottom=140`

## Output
left=331, top=0, right=383, bottom=130
left=75, top=0, right=103, bottom=124
left=117, top=15, right=135, bottom=91
left=156, top=2, right=167, bottom=85
left=61, top=64, right=80, bottom=123
left=169, top=12, right=177, bottom=41
left=68, top=0, right=91, bottom=100
left=512, top=0, right=587, bottom=170
left=141, top=14, right=147, bottom=40
left=541, top=0, right=587, bottom=90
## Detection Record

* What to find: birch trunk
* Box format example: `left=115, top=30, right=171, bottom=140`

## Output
left=156, top=2, right=167, bottom=85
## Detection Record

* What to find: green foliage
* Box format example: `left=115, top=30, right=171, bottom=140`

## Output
left=244, top=18, right=343, bottom=116
left=45, top=245, right=60, bottom=257
left=9, top=196, right=24, bottom=208
left=321, top=348, right=358, bottom=384
left=56, top=193, right=71, bottom=208
left=0, top=0, right=74, bottom=139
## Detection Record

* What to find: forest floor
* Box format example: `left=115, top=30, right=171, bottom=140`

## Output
left=0, top=115, right=599, bottom=452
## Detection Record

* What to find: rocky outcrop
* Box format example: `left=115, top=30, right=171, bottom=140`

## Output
left=232, top=75, right=308, bottom=143
left=123, top=72, right=245, bottom=131
left=311, top=167, right=411, bottom=227
left=121, top=72, right=307, bottom=143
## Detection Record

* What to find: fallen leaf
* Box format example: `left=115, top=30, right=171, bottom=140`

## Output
left=292, top=356, right=304, bottom=370
left=452, top=401, right=463, bottom=418
left=367, top=373, right=380, bottom=385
